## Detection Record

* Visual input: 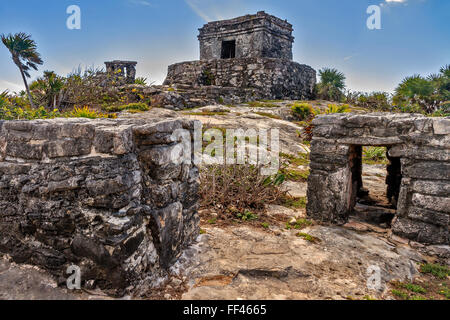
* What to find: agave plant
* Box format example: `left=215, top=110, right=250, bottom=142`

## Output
left=0, top=90, right=10, bottom=108
left=1, top=33, right=43, bottom=108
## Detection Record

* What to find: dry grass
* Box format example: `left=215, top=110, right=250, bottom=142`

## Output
left=199, top=165, right=286, bottom=214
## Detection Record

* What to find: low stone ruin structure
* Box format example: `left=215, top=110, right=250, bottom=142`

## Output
left=105, top=60, right=137, bottom=84
left=0, top=117, right=199, bottom=295
left=306, top=113, right=449, bottom=245
left=164, top=11, right=316, bottom=103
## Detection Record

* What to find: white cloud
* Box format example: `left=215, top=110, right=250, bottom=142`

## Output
left=0, top=80, right=23, bottom=93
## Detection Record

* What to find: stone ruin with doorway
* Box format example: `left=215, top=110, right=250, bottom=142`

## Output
left=105, top=60, right=137, bottom=84
left=306, top=113, right=450, bottom=245
left=163, top=11, right=316, bottom=104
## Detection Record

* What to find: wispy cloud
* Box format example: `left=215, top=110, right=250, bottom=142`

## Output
left=184, top=0, right=245, bottom=22
left=185, top=0, right=212, bottom=22
left=381, top=0, right=409, bottom=7
left=344, top=54, right=359, bottom=61
left=128, top=0, right=154, bottom=7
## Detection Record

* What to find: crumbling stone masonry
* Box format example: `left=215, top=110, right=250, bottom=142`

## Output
left=164, top=11, right=316, bottom=102
left=105, top=60, right=137, bottom=84
left=306, top=113, right=449, bottom=245
left=0, top=118, right=200, bottom=295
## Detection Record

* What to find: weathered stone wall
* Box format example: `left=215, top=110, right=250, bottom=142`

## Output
left=164, top=57, right=316, bottom=100
left=198, top=11, right=294, bottom=60
left=306, top=113, right=449, bottom=245
left=0, top=118, right=200, bottom=295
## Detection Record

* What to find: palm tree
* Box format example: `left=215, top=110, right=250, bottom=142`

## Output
left=1, top=33, right=43, bottom=108
left=317, top=68, right=346, bottom=101
left=393, top=75, right=435, bottom=112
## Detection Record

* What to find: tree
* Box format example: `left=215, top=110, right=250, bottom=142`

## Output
left=1, top=33, right=43, bottom=108
left=316, top=68, right=346, bottom=101
left=30, top=71, right=65, bottom=109
left=393, top=75, right=435, bottom=113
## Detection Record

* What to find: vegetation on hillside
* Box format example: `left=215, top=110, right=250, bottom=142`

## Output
left=317, top=65, right=449, bottom=116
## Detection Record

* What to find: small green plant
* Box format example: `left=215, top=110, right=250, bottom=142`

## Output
left=438, top=284, right=450, bottom=299
left=280, top=152, right=310, bottom=166
left=296, top=232, right=321, bottom=243
left=409, top=295, right=427, bottom=300
left=391, top=289, right=409, bottom=300
left=394, top=282, right=427, bottom=294
left=199, top=229, right=207, bottom=235
left=420, top=263, right=450, bottom=279
left=291, top=103, right=314, bottom=120
left=287, top=218, right=313, bottom=230
left=69, top=106, right=111, bottom=119
left=208, top=218, right=217, bottom=225
left=282, top=196, right=307, bottom=209
left=261, top=222, right=270, bottom=229
left=236, top=210, right=258, bottom=221
left=325, top=104, right=350, bottom=114
left=134, top=77, right=148, bottom=85
left=280, top=168, right=310, bottom=182
left=363, top=146, right=387, bottom=165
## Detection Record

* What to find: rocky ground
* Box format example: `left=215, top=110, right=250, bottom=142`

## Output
left=0, top=101, right=448, bottom=300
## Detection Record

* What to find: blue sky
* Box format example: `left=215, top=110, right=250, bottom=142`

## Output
left=0, top=0, right=449, bottom=93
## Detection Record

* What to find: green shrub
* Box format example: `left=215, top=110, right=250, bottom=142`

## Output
left=291, top=103, right=314, bottom=120
left=325, top=104, right=350, bottom=114
left=0, top=105, right=61, bottom=120
left=420, top=263, right=450, bottom=279
left=68, top=106, right=111, bottom=119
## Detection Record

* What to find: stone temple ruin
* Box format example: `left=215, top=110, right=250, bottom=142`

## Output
left=307, top=113, right=449, bottom=245
left=105, top=60, right=137, bottom=84
left=164, top=11, right=316, bottom=102
left=0, top=118, right=199, bottom=295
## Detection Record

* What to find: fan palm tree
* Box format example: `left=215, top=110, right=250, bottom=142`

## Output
left=1, top=32, right=43, bottom=108
left=317, top=68, right=346, bottom=101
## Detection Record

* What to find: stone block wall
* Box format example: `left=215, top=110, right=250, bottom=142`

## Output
left=164, top=57, right=316, bottom=100
left=198, top=11, right=294, bottom=60
left=306, top=113, right=449, bottom=245
left=0, top=117, right=200, bottom=295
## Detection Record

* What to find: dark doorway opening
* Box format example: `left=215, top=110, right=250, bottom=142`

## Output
left=221, top=40, right=236, bottom=59
left=349, top=146, right=402, bottom=228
